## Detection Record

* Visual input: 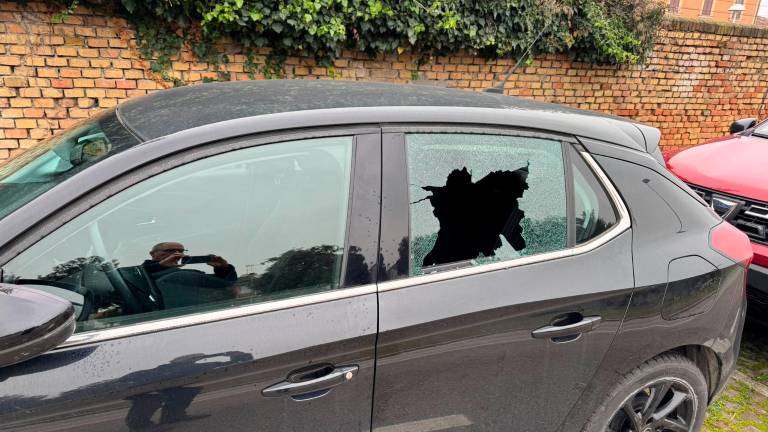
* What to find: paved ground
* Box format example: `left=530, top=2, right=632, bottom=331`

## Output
left=704, top=320, right=768, bottom=431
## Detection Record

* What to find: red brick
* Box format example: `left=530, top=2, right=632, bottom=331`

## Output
left=42, top=88, right=64, bottom=98
left=32, top=98, right=55, bottom=108
left=104, top=69, right=123, bottom=79
left=5, top=23, right=24, bottom=34
left=87, top=38, right=109, bottom=47
left=85, top=88, right=106, bottom=98
left=51, top=79, right=74, bottom=88
left=4, top=77, right=27, bottom=87
left=98, top=98, right=117, bottom=108
left=9, top=98, right=31, bottom=108
left=0, top=56, right=21, bottom=66
left=64, top=89, right=85, bottom=98
left=77, top=97, right=96, bottom=108
left=82, top=68, right=101, bottom=78
left=5, top=129, right=27, bottom=138
left=94, top=79, right=116, bottom=88
left=45, top=108, right=68, bottom=118
left=115, top=79, right=136, bottom=89
left=15, top=118, right=36, bottom=128
left=78, top=48, right=99, bottom=58
left=105, top=89, right=126, bottom=98
left=9, top=45, right=29, bottom=55
left=108, top=38, right=128, bottom=48
left=45, top=57, right=68, bottom=66
left=137, top=80, right=158, bottom=90
left=30, top=128, right=51, bottom=139
left=112, top=59, right=132, bottom=69
left=60, top=68, right=82, bottom=78
left=68, top=107, right=91, bottom=118
left=69, top=58, right=90, bottom=68
left=0, top=139, right=17, bottom=148
left=55, top=47, right=77, bottom=56
left=73, top=78, right=95, bottom=87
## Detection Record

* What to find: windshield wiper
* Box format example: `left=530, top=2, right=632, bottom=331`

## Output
left=751, top=132, right=768, bottom=139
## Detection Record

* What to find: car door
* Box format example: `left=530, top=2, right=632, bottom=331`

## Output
left=0, top=131, right=381, bottom=432
left=372, top=129, right=634, bottom=431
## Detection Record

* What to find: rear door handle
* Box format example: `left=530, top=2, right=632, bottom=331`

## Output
left=262, top=365, right=358, bottom=400
left=531, top=315, right=602, bottom=339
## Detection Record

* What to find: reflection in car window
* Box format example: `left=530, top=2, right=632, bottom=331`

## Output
left=754, top=121, right=768, bottom=137
left=569, top=146, right=618, bottom=243
left=3, top=136, right=353, bottom=332
left=0, top=111, right=139, bottom=221
left=406, top=133, right=567, bottom=276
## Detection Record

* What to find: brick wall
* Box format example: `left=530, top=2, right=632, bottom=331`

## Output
left=1, top=2, right=768, bottom=164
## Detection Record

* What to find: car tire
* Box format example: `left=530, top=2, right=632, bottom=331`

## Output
left=582, top=353, right=708, bottom=432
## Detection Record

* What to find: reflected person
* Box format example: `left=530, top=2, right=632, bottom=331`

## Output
left=130, top=242, right=238, bottom=310
left=145, top=242, right=236, bottom=281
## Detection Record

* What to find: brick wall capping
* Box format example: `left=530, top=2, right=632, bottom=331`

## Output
left=663, top=16, right=768, bottom=38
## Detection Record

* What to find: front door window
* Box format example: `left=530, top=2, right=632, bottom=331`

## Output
left=3, top=136, right=354, bottom=332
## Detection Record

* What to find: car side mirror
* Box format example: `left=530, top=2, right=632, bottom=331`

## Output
left=0, top=284, right=75, bottom=368
left=730, top=118, right=757, bottom=134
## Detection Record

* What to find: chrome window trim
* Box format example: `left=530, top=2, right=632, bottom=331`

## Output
left=56, top=151, right=627, bottom=347
left=378, top=150, right=631, bottom=293
left=58, top=284, right=377, bottom=349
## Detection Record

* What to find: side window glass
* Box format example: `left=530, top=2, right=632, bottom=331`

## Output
left=569, top=146, right=618, bottom=243
left=4, top=136, right=353, bottom=332
left=406, top=133, right=567, bottom=276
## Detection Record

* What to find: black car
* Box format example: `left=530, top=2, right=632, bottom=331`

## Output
left=0, top=81, right=751, bottom=432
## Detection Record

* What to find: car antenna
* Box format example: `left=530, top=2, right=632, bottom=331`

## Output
left=485, top=28, right=546, bottom=94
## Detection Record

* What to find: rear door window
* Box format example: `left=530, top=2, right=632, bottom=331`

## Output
left=406, top=133, right=567, bottom=276
left=569, top=145, right=619, bottom=243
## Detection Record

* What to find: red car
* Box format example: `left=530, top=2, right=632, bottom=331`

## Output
left=667, top=118, right=768, bottom=317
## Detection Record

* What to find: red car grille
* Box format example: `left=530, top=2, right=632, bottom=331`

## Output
left=687, top=183, right=768, bottom=246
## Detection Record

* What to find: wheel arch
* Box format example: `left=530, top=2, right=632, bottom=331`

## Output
left=667, top=344, right=722, bottom=402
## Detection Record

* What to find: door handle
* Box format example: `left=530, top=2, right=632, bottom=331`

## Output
left=531, top=315, right=602, bottom=340
left=262, top=365, right=359, bottom=400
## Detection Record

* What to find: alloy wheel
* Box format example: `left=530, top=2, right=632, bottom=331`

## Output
left=606, top=377, right=697, bottom=432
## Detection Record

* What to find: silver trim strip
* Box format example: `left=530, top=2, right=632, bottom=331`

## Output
left=57, top=151, right=628, bottom=347
left=745, top=205, right=768, bottom=220
left=59, top=284, right=377, bottom=348
left=378, top=150, right=631, bottom=292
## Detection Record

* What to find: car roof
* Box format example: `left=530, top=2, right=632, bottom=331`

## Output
left=117, top=80, right=653, bottom=151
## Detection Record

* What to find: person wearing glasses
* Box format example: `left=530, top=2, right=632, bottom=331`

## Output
left=116, top=241, right=239, bottom=312
left=145, top=242, right=236, bottom=281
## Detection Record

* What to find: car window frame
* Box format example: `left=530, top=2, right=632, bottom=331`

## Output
left=378, top=125, right=630, bottom=291
left=0, top=126, right=382, bottom=348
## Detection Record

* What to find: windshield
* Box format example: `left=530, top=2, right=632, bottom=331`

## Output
left=0, top=111, right=140, bottom=220
left=753, top=120, right=768, bottom=137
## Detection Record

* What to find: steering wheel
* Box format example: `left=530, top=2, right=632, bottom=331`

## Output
left=99, top=261, right=145, bottom=314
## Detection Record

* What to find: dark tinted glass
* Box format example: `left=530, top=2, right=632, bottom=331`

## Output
left=754, top=120, right=768, bottom=137
left=4, top=136, right=353, bottom=332
left=570, top=146, right=618, bottom=243
left=0, top=111, right=139, bottom=220
left=406, top=133, right=567, bottom=276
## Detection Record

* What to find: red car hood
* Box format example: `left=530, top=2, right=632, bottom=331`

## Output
left=667, top=134, right=768, bottom=203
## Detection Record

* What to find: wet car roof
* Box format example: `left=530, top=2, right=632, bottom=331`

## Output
left=117, top=80, right=637, bottom=142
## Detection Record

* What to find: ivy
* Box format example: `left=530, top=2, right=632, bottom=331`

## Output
left=41, top=0, right=666, bottom=86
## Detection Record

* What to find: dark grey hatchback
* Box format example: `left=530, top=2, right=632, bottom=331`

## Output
left=0, top=81, right=752, bottom=432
